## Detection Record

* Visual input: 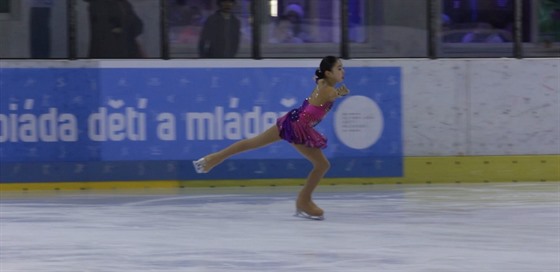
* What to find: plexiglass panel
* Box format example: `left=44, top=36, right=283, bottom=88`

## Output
left=349, top=0, right=428, bottom=58
left=0, top=0, right=557, bottom=59
left=0, top=0, right=67, bottom=58
left=261, top=0, right=341, bottom=58
left=168, top=0, right=252, bottom=58
left=76, top=0, right=161, bottom=59
left=440, top=0, right=516, bottom=57
left=524, top=0, right=560, bottom=57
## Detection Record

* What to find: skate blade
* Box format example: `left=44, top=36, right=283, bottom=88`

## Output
left=192, top=158, right=207, bottom=174
left=294, top=210, right=324, bottom=221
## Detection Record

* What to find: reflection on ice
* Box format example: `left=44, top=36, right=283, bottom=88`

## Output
left=1, top=183, right=559, bottom=272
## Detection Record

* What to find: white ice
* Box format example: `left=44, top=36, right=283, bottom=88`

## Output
left=1, top=183, right=559, bottom=272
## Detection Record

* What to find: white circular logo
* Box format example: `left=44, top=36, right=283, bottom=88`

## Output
left=334, top=95, right=384, bottom=149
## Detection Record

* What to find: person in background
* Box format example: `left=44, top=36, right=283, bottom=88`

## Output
left=198, top=0, right=240, bottom=58
left=84, top=0, right=144, bottom=58
left=283, top=3, right=309, bottom=42
left=269, top=15, right=303, bottom=44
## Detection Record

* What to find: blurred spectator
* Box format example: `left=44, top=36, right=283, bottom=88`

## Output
left=269, top=15, right=303, bottom=44
left=478, top=0, right=513, bottom=29
left=442, top=0, right=515, bottom=43
left=168, top=0, right=204, bottom=44
left=84, top=0, right=144, bottom=58
left=460, top=29, right=511, bottom=43
left=283, top=3, right=309, bottom=42
left=198, top=0, right=240, bottom=58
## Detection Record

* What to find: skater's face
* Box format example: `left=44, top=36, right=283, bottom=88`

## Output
left=326, top=60, right=345, bottom=83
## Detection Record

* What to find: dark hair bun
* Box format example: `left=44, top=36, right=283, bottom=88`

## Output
left=314, top=56, right=339, bottom=82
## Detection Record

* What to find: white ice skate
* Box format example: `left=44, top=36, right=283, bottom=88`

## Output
left=192, top=158, right=207, bottom=174
left=294, top=209, right=325, bottom=221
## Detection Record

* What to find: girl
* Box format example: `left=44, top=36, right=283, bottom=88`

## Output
left=193, top=56, right=349, bottom=220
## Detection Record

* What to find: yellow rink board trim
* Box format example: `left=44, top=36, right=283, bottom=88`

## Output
left=1, top=155, right=558, bottom=191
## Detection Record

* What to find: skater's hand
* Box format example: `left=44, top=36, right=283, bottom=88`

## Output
left=336, top=84, right=350, bottom=97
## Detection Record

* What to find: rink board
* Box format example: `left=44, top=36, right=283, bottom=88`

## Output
left=1, top=155, right=558, bottom=191
left=2, top=59, right=559, bottom=190
left=0, top=66, right=402, bottom=183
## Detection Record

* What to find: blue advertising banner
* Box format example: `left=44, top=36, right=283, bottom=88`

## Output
left=0, top=66, right=401, bottom=182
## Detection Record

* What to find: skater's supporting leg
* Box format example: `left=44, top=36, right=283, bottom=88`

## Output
left=292, top=144, right=330, bottom=217
left=199, top=126, right=282, bottom=172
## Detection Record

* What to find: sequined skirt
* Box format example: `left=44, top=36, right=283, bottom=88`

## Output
left=276, top=109, right=327, bottom=149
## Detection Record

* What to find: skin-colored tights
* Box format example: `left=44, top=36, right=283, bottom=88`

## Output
left=201, top=126, right=330, bottom=216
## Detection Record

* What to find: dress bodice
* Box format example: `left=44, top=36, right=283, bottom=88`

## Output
left=286, top=99, right=333, bottom=127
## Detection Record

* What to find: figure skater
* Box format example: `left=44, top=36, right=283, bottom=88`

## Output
left=193, top=56, right=349, bottom=220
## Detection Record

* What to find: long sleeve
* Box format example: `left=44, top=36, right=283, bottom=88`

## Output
left=231, top=17, right=241, bottom=57
left=198, top=15, right=215, bottom=58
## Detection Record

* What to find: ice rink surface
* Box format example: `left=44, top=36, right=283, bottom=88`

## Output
left=1, top=182, right=559, bottom=272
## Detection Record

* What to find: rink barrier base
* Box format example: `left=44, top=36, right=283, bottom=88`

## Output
left=0, top=155, right=558, bottom=191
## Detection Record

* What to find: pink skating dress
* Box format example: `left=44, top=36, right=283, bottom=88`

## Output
left=276, top=98, right=333, bottom=149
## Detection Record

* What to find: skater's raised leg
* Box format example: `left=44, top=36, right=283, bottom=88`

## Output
left=194, top=126, right=281, bottom=173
